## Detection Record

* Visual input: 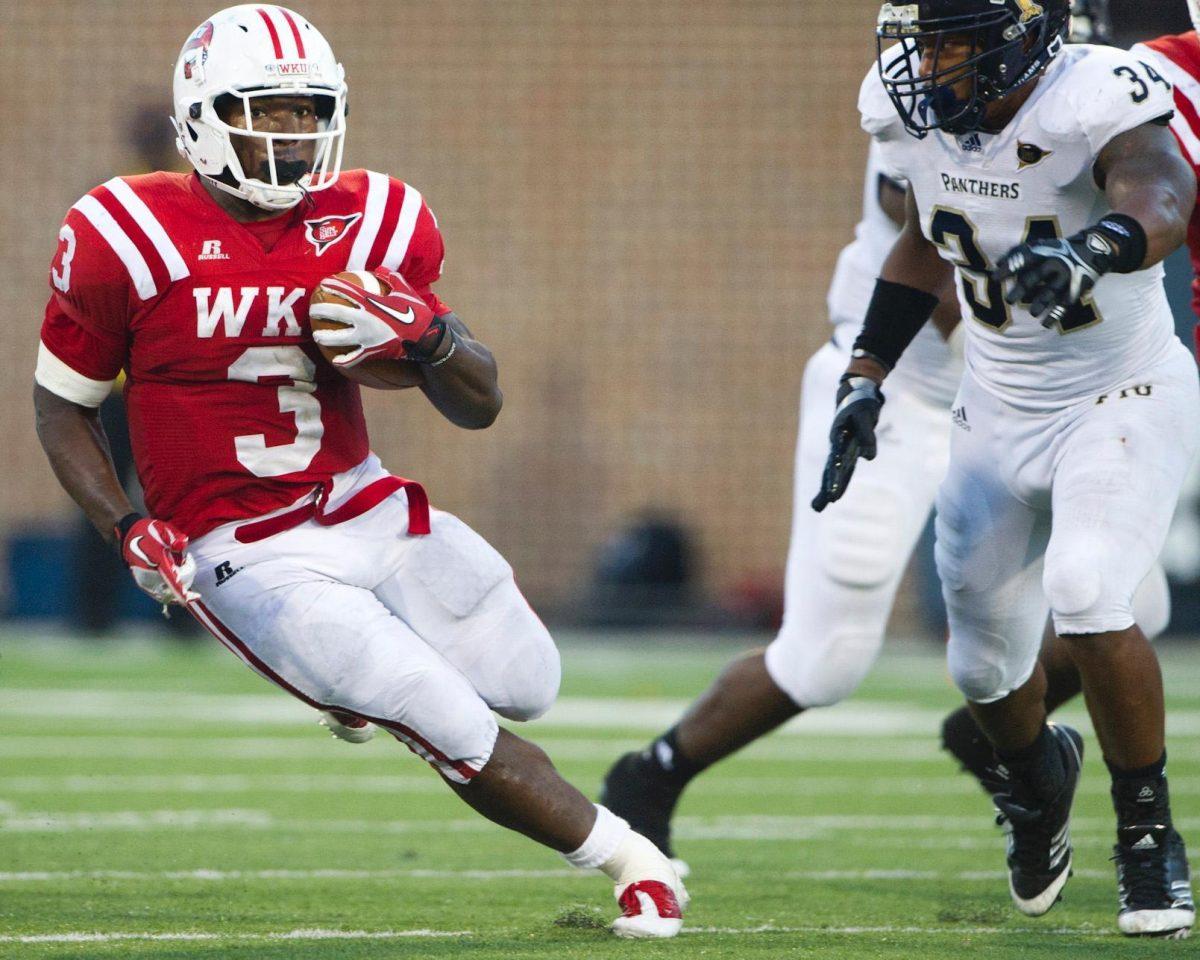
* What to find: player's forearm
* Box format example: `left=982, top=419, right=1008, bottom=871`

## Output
left=33, top=384, right=136, bottom=544
left=1105, top=178, right=1193, bottom=268
left=419, top=315, right=503, bottom=430
left=846, top=233, right=946, bottom=383
left=1100, top=127, right=1196, bottom=268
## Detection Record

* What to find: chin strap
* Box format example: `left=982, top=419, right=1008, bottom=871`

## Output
left=200, top=172, right=306, bottom=212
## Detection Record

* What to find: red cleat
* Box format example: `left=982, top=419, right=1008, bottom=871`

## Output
left=612, top=879, right=685, bottom=939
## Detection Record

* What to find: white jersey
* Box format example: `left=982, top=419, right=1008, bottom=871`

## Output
left=827, top=140, right=963, bottom=407
left=860, top=44, right=1182, bottom=411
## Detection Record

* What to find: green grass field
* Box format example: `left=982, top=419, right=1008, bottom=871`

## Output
left=2, top=628, right=1199, bottom=958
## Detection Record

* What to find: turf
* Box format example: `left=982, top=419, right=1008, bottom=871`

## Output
left=1, top=627, right=1198, bottom=958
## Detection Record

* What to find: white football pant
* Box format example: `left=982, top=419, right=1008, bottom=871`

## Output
left=764, top=341, right=1175, bottom=709
left=936, top=345, right=1199, bottom=704
left=187, top=456, right=561, bottom=783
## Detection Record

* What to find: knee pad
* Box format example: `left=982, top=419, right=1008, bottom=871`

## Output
left=491, top=647, right=561, bottom=721
left=1042, top=556, right=1104, bottom=622
left=766, top=621, right=885, bottom=708
left=1044, top=548, right=1133, bottom=635
left=947, top=640, right=1013, bottom=704
left=485, top=605, right=561, bottom=722
left=1132, top=564, right=1171, bottom=640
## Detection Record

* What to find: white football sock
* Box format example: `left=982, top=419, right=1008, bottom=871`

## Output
left=562, top=804, right=679, bottom=892
left=562, top=804, right=630, bottom=870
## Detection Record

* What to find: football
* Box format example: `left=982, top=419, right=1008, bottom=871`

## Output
left=309, top=270, right=426, bottom=390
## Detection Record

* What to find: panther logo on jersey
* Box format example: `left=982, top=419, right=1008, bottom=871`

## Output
left=304, top=213, right=363, bottom=256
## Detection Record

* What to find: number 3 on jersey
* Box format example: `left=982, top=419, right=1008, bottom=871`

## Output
left=227, top=346, right=324, bottom=477
left=930, top=207, right=1101, bottom=334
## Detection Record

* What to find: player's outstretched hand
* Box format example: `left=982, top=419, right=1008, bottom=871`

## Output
left=992, top=230, right=1112, bottom=329
left=311, top=267, right=446, bottom=367
left=119, top=517, right=199, bottom=608
left=812, top=376, right=884, bottom=513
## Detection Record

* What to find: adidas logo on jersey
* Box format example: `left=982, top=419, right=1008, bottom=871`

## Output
left=957, top=133, right=983, bottom=153
left=198, top=240, right=231, bottom=261
left=951, top=406, right=970, bottom=431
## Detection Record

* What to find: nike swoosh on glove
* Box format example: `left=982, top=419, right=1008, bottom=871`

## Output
left=812, top=375, right=885, bottom=513
left=120, top=517, right=199, bottom=607
left=310, top=268, right=447, bottom=367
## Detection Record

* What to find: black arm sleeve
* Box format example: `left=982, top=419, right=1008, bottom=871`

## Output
left=852, top=278, right=940, bottom=372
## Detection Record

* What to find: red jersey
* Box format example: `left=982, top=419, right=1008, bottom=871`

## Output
left=38, top=170, right=448, bottom=539
left=1135, top=32, right=1200, bottom=343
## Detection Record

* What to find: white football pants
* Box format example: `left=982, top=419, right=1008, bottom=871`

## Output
left=187, top=456, right=561, bottom=783
left=764, top=340, right=1175, bottom=709
left=936, top=345, right=1198, bottom=704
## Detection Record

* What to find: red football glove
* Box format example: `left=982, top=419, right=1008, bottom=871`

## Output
left=117, top=516, right=199, bottom=608
left=310, top=268, right=447, bottom=367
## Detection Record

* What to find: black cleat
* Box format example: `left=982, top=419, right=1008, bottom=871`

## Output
left=1113, top=821, right=1195, bottom=937
left=991, top=724, right=1083, bottom=917
left=941, top=705, right=1000, bottom=794
left=600, top=751, right=680, bottom=861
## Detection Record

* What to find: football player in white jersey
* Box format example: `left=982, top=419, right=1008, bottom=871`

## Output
left=813, top=0, right=1197, bottom=937
left=597, top=0, right=1177, bottom=885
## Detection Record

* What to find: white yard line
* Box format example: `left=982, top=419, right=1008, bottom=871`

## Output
left=0, top=735, right=954, bottom=763
left=681, top=924, right=1115, bottom=936
left=5, top=772, right=1200, bottom=798
left=0, top=928, right=471, bottom=944
left=4, top=808, right=1199, bottom=838
left=0, top=924, right=1120, bottom=943
left=0, top=689, right=1123, bottom=737
left=0, top=866, right=1126, bottom=883
left=0, top=868, right=582, bottom=882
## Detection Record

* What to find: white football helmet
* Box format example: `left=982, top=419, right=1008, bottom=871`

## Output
left=172, top=5, right=347, bottom=211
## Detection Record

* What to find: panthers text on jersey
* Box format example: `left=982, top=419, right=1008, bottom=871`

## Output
left=861, top=44, right=1180, bottom=410
left=1134, top=31, right=1200, bottom=332
left=37, top=170, right=447, bottom=539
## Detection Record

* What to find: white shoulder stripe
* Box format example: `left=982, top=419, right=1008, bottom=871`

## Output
left=35, top=342, right=115, bottom=409
left=103, top=178, right=190, bottom=282
left=345, top=171, right=390, bottom=270
left=1170, top=112, right=1200, bottom=166
left=381, top=184, right=422, bottom=272
left=72, top=195, right=156, bottom=300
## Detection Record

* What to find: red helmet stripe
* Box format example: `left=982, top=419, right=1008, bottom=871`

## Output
left=278, top=8, right=307, bottom=58
left=256, top=7, right=284, bottom=59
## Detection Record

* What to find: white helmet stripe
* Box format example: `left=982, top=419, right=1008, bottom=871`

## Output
left=72, top=195, right=157, bottom=300
left=381, top=185, right=423, bottom=272
left=103, top=178, right=190, bottom=283
left=346, top=171, right=390, bottom=270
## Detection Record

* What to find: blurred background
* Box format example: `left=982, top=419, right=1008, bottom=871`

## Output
left=2, top=0, right=1198, bottom=637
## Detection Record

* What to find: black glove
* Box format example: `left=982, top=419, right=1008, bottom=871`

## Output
left=992, top=217, right=1142, bottom=328
left=812, top=375, right=884, bottom=513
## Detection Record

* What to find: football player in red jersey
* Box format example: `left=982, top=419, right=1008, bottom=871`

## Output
left=1132, top=3, right=1200, bottom=357
left=33, top=5, right=685, bottom=938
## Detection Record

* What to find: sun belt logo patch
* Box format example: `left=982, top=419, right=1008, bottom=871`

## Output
left=303, top=213, right=363, bottom=256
